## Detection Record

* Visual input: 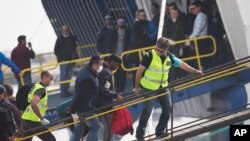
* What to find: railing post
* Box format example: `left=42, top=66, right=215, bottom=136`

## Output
left=194, top=40, right=203, bottom=70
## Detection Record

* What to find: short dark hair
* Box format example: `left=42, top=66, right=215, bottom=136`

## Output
left=108, top=54, right=122, bottom=64
left=41, top=70, right=51, bottom=79
left=191, top=1, right=203, bottom=8
left=151, top=2, right=159, bottom=9
left=88, top=55, right=103, bottom=67
left=169, top=2, right=179, bottom=10
left=3, top=84, right=13, bottom=97
left=0, top=85, right=6, bottom=95
left=18, top=35, right=26, bottom=43
left=156, top=37, right=169, bottom=49
left=137, top=9, right=145, bottom=14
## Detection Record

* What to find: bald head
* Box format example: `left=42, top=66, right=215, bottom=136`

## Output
left=62, top=25, right=70, bottom=36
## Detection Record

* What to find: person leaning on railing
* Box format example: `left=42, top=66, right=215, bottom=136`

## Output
left=134, top=37, right=202, bottom=141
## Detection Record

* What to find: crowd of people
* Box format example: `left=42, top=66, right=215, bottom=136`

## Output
left=0, top=0, right=234, bottom=141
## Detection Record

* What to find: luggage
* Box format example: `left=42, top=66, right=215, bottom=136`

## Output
left=111, top=107, right=134, bottom=135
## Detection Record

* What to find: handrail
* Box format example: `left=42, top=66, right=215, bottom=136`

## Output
left=6, top=36, right=216, bottom=91
left=16, top=56, right=250, bottom=140
left=19, top=53, right=111, bottom=88
left=120, top=35, right=217, bottom=71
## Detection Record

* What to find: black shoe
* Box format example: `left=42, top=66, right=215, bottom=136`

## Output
left=156, top=132, right=169, bottom=139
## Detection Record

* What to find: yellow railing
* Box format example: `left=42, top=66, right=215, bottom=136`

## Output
left=120, top=35, right=217, bottom=71
left=16, top=58, right=250, bottom=141
left=19, top=53, right=111, bottom=92
left=8, top=36, right=216, bottom=94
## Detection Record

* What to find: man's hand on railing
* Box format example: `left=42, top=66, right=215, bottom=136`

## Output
left=134, top=87, right=141, bottom=96
left=71, top=113, right=79, bottom=123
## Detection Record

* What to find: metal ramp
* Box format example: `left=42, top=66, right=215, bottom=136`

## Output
left=15, top=57, right=250, bottom=141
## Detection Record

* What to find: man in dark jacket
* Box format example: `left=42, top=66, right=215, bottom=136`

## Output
left=98, top=54, right=123, bottom=141
left=96, top=15, right=116, bottom=54
left=0, top=85, right=15, bottom=141
left=54, top=25, right=77, bottom=97
left=11, top=35, right=35, bottom=87
left=70, top=55, right=104, bottom=141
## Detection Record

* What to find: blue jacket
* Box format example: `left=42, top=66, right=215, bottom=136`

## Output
left=0, top=52, right=20, bottom=81
left=71, top=66, right=99, bottom=113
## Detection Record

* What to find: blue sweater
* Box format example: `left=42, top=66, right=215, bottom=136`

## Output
left=0, top=52, right=20, bottom=81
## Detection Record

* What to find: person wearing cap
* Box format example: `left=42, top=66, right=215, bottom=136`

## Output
left=134, top=37, right=202, bottom=140
left=21, top=70, right=56, bottom=141
left=96, top=14, right=116, bottom=54
left=0, top=85, right=16, bottom=141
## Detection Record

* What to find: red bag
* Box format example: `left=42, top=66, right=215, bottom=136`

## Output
left=111, top=108, right=134, bottom=135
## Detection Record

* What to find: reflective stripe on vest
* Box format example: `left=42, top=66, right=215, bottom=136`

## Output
left=22, top=83, right=48, bottom=122
left=141, top=49, right=171, bottom=90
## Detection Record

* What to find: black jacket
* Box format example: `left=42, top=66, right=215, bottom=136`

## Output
left=71, top=66, right=99, bottom=113
left=0, top=98, right=15, bottom=141
left=54, top=35, right=77, bottom=62
left=97, top=63, right=117, bottom=109
left=96, top=25, right=116, bottom=54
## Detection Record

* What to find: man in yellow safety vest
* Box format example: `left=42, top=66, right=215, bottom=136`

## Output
left=21, top=70, right=56, bottom=141
left=135, top=37, right=202, bottom=140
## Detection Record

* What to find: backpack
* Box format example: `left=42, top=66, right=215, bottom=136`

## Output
left=111, top=108, right=134, bottom=135
left=16, top=84, right=34, bottom=111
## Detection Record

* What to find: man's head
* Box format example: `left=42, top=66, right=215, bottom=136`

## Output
left=62, top=25, right=70, bottom=36
left=88, top=55, right=104, bottom=73
left=0, top=85, right=6, bottom=101
left=190, top=1, right=203, bottom=15
left=18, top=35, right=26, bottom=45
left=108, top=54, right=122, bottom=71
left=117, top=18, right=126, bottom=28
left=3, top=84, right=13, bottom=98
left=137, top=9, right=147, bottom=21
left=41, top=70, right=54, bottom=87
left=104, top=14, right=113, bottom=25
left=151, top=3, right=160, bottom=15
left=155, top=37, right=175, bottom=56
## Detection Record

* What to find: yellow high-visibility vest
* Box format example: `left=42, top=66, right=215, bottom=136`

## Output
left=141, top=49, right=171, bottom=90
left=22, top=83, right=48, bottom=122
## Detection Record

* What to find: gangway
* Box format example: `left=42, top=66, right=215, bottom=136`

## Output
left=149, top=104, right=250, bottom=141
left=15, top=56, right=250, bottom=141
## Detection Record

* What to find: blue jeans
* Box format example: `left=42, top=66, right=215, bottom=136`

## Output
left=60, top=63, right=73, bottom=94
left=71, top=114, right=101, bottom=141
left=136, top=88, right=171, bottom=139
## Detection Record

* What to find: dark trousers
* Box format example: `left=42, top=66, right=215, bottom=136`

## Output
left=99, top=113, right=113, bottom=141
left=114, top=68, right=127, bottom=92
left=21, top=120, right=56, bottom=141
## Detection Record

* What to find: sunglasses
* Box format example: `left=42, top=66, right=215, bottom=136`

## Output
left=156, top=48, right=166, bottom=53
